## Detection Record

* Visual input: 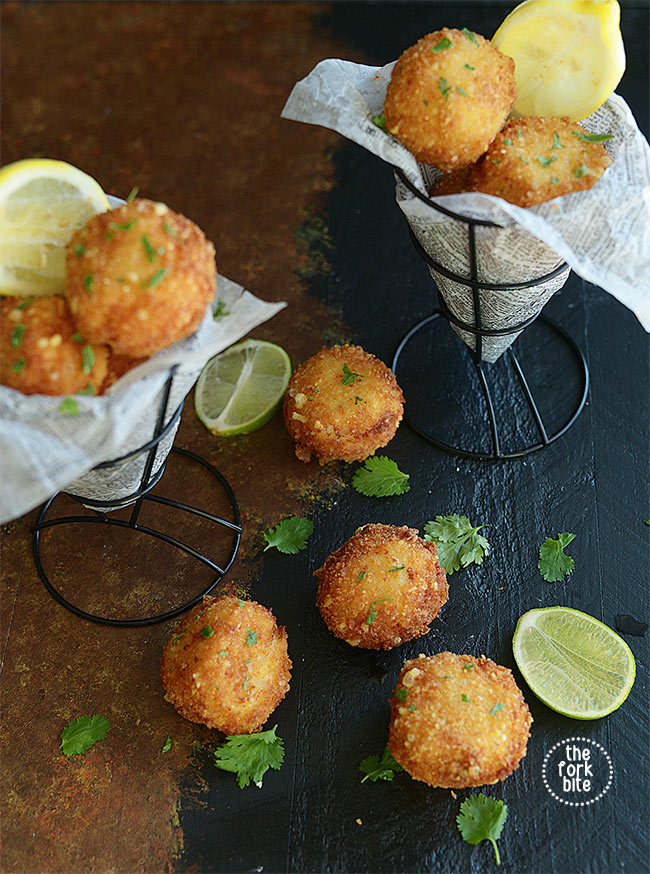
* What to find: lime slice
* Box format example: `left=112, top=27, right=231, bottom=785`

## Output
left=492, top=0, right=626, bottom=121
left=513, top=606, right=636, bottom=719
left=194, top=339, right=291, bottom=436
left=0, top=158, right=109, bottom=297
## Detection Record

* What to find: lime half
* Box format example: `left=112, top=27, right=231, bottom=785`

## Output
left=194, top=339, right=291, bottom=436
left=513, top=606, right=635, bottom=719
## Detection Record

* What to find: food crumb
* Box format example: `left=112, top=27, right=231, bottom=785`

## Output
left=356, top=818, right=363, bottom=826
left=451, top=790, right=457, bottom=799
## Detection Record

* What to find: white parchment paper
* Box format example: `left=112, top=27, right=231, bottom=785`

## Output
left=282, top=58, right=650, bottom=352
left=0, top=276, right=285, bottom=523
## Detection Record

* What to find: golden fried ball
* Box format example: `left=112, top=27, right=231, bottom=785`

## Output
left=385, top=28, right=516, bottom=170
left=315, top=524, right=448, bottom=649
left=388, top=652, right=533, bottom=788
left=65, top=199, right=216, bottom=358
left=0, top=295, right=108, bottom=396
left=283, top=345, right=404, bottom=464
left=430, top=166, right=473, bottom=197
left=100, top=352, right=146, bottom=394
left=470, top=117, right=613, bottom=207
left=160, top=595, right=291, bottom=735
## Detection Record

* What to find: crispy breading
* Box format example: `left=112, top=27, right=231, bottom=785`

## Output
left=283, top=345, right=404, bottom=465
left=315, top=523, right=448, bottom=649
left=0, top=295, right=108, bottom=396
left=100, top=352, right=146, bottom=394
left=388, top=652, right=532, bottom=788
left=160, top=595, right=291, bottom=735
left=470, top=117, right=613, bottom=207
left=65, top=199, right=216, bottom=358
left=385, top=28, right=516, bottom=171
left=431, top=166, right=474, bottom=197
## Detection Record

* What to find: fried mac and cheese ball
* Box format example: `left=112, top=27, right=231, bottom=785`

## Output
left=315, top=524, right=448, bottom=649
left=385, top=28, right=516, bottom=171
left=388, top=652, right=532, bottom=788
left=283, top=345, right=404, bottom=464
left=0, top=295, right=108, bottom=396
left=470, top=117, right=613, bottom=207
left=160, top=595, right=291, bottom=735
left=66, top=199, right=216, bottom=358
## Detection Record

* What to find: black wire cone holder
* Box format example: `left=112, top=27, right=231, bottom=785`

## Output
left=391, top=166, right=589, bottom=460
left=32, top=366, right=241, bottom=626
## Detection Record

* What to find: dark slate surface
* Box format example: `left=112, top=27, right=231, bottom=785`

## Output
left=178, top=4, right=649, bottom=873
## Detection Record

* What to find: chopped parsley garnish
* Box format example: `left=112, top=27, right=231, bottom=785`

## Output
left=535, top=155, right=557, bottom=168
left=161, top=736, right=172, bottom=753
left=464, top=63, right=475, bottom=70
left=238, top=600, right=246, bottom=607
left=218, top=650, right=227, bottom=658
left=551, top=177, right=559, bottom=184
left=142, top=234, right=156, bottom=262
left=372, top=113, right=387, bottom=131
left=572, top=131, right=613, bottom=143
left=84, top=274, right=94, bottom=294
left=263, top=516, right=314, bottom=554
left=79, top=383, right=96, bottom=396
left=456, top=87, right=467, bottom=96
left=457, top=794, right=508, bottom=866
left=246, top=630, right=258, bottom=646
left=109, top=219, right=137, bottom=231
left=503, top=138, right=512, bottom=145
left=366, top=597, right=393, bottom=626
left=73, top=243, right=86, bottom=257
left=516, top=128, right=522, bottom=137
left=171, top=630, right=187, bottom=645
left=342, top=362, right=362, bottom=385
left=10, top=324, right=27, bottom=349
left=58, top=397, right=79, bottom=416
left=126, top=186, right=139, bottom=202
left=142, top=268, right=167, bottom=288
left=16, top=298, right=34, bottom=311
left=461, top=693, right=470, bottom=702
left=60, top=714, right=110, bottom=756
left=200, top=625, right=214, bottom=638
left=388, top=565, right=405, bottom=572
left=359, top=745, right=403, bottom=783
left=432, top=37, right=453, bottom=52
left=213, top=299, right=230, bottom=318
left=357, top=570, right=366, bottom=582
left=214, top=725, right=284, bottom=788
left=408, top=704, right=418, bottom=711
left=395, top=688, right=408, bottom=702
left=462, top=27, right=478, bottom=45
left=463, top=663, right=474, bottom=670
left=491, top=159, right=501, bottom=165
left=307, top=388, right=319, bottom=401
left=538, top=532, right=576, bottom=581
left=105, top=231, right=114, bottom=240
left=354, top=395, right=366, bottom=405
left=519, top=156, right=529, bottom=165
left=72, top=332, right=84, bottom=343
left=573, top=163, right=589, bottom=178
left=351, top=456, right=410, bottom=498
left=551, top=132, right=563, bottom=149
left=81, top=344, right=95, bottom=375
left=423, top=514, right=490, bottom=575
left=12, top=357, right=26, bottom=373
left=490, top=702, right=504, bottom=716
left=438, top=77, right=451, bottom=100
left=243, top=676, right=249, bottom=690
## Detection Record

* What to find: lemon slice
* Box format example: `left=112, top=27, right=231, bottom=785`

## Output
left=492, top=0, right=626, bottom=121
left=513, top=606, right=636, bottom=719
left=194, top=339, right=291, bottom=436
left=0, top=158, right=109, bottom=297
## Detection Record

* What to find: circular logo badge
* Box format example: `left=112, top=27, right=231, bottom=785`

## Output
left=542, top=737, right=613, bottom=806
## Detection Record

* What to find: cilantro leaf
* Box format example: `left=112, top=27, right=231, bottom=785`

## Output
left=571, top=131, right=613, bottom=143
left=359, top=745, right=403, bottom=783
left=423, top=514, right=489, bottom=574
left=263, top=516, right=313, bottom=554
left=213, top=724, right=284, bottom=788
left=60, top=714, right=110, bottom=756
left=538, top=532, right=576, bottom=582
left=161, top=736, right=172, bottom=753
left=352, top=456, right=410, bottom=498
left=457, top=794, right=508, bottom=866
left=372, top=113, right=387, bottom=131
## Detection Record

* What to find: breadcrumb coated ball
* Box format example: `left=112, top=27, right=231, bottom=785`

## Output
left=0, top=295, right=108, bottom=396
left=315, top=523, right=448, bottom=649
left=469, top=117, right=613, bottom=207
left=283, top=345, right=404, bottom=464
left=160, top=594, right=291, bottom=735
left=385, top=27, right=516, bottom=170
left=100, top=352, right=146, bottom=394
left=65, top=199, right=216, bottom=358
left=388, top=652, right=533, bottom=788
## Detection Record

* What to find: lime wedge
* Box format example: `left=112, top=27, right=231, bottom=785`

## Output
left=194, top=339, right=291, bottom=436
left=513, top=607, right=635, bottom=719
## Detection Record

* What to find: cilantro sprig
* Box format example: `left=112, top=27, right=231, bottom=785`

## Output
left=538, top=532, right=575, bottom=582
left=213, top=724, right=284, bottom=788
left=359, top=745, right=403, bottom=783
left=263, top=516, right=313, bottom=554
left=423, top=514, right=489, bottom=574
left=352, top=456, right=410, bottom=498
left=457, top=794, right=508, bottom=866
left=60, top=714, right=110, bottom=756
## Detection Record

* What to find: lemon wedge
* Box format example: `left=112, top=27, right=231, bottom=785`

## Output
left=493, top=0, right=626, bottom=121
left=0, top=158, right=109, bottom=297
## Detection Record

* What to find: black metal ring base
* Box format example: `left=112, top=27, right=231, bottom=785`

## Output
left=32, top=448, right=242, bottom=626
left=392, top=312, right=589, bottom=460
